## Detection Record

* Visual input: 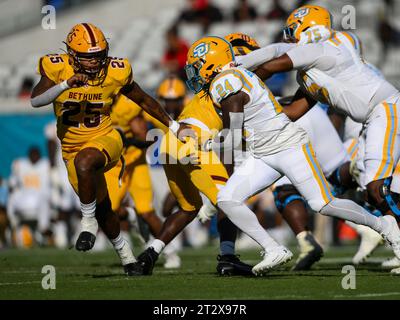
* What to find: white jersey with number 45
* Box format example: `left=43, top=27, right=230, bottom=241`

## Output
left=209, top=66, right=308, bottom=157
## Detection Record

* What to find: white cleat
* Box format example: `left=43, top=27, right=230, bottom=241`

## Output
left=390, top=267, right=400, bottom=275
left=382, top=257, right=400, bottom=269
left=352, top=225, right=383, bottom=265
left=116, top=239, right=136, bottom=266
left=164, top=253, right=181, bottom=269
left=252, top=246, right=293, bottom=276
left=81, top=216, right=98, bottom=235
left=380, top=215, right=400, bottom=260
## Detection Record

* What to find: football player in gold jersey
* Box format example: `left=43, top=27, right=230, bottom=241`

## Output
left=31, top=23, right=189, bottom=275
left=105, top=94, right=181, bottom=269
left=132, top=75, right=253, bottom=276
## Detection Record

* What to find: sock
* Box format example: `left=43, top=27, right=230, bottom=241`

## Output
left=111, top=233, right=124, bottom=250
left=81, top=200, right=96, bottom=218
left=151, top=239, right=165, bottom=254
left=218, top=200, right=280, bottom=251
left=80, top=200, right=98, bottom=234
left=111, top=233, right=136, bottom=265
left=220, top=241, right=235, bottom=256
left=320, top=198, right=385, bottom=233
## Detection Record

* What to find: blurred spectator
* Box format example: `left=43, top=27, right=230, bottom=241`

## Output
left=18, top=77, right=34, bottom=100
left=162, top=25, right=189, bottom=80
left=177, top=0, right=223, bottom=33
left=377, top=12, right=400, bottom=64
left=45, top=121, right=80, bottom=249
left=265, top=0, right=288, bottom=20
left=7, top=146, right=51, bottom=247
left=232, top=0, right=258, bottom=23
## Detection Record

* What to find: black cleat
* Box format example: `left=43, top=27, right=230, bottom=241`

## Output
left=124, top=262, right=145, bottom=276
left=216, top=254, right=254, bottom=276
left=292, top=232, right=324, bottom=271
left=136, top=247, right=159, bottom=275
left=75, top=231, right=96, bottom=251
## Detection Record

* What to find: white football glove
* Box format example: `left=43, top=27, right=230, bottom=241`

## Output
left=349, top=157, right=362, bottom=187
left=197, top=199, right=218, bottom=223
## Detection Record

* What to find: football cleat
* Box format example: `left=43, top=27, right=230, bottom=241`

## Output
left=116, top=239, right=136, bottom=266
left=163, top=253, right=181, bottom=269
left=292, top=231, right=323, bottom=271
left=216, top=254, right=254, bottom=276
left=252, top=246, right=293, bottom=276
left=390, top=266, right=400, bottom=275
left=380, top=215, right=400, bottom=260
left=382, top=257, right=400, bottom=269
left=136, top=247, right=159, bottom=275
left=124, top=263, right=145, bottom=276
left=352, top=225, right=383, bottom=265
left=75, top=231, right=96, bottom=251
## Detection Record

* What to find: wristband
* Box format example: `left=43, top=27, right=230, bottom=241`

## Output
left=169, top=120, right=180, bottom=135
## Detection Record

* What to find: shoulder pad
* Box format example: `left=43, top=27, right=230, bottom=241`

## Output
left=108, top=57, right=133, bottom=86
left=210, top=69, right=249, bottom=105
left=38, top=54, right=67, bottom=83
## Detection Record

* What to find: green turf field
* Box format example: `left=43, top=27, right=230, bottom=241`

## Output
left=0, top=245, right=399, bottom=300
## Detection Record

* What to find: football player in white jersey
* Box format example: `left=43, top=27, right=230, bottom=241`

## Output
left=240, top=5, right=400, bottom=225
left=7, top=147, right=51, bottom=245
left=184, top=36, right=400, bottom=275
left=227, top=33, right=382, bottom=270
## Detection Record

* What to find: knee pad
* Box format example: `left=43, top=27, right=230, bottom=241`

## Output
left=377, top=177, right=400, bottom=216
left=273, top=185, right=305, bottom=212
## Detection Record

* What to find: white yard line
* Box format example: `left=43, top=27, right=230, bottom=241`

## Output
left=334, top=292, right=400, bottom=298
left=0, top=280, right=41, bottom=286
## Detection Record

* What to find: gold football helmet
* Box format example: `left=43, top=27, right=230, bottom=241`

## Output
left=185, top=36, right=235, bottom=93
left=65, top=23, right=109, bottom=84
left=225, top=33, right=260, bottom=56
left=157, top=76, right=186, bottom=100
left=157, top=76, right=186, bottom=119
left=283, top=5, right=332, bottom=42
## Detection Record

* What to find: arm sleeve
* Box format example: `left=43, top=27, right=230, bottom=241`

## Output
left=286, top=43, right=336, bottom=70
left=236, top=43, right=295, bottom=71
left=30, top=80, right=69, bottom=108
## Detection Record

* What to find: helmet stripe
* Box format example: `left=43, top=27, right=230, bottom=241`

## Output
left=211, top=35, right=236, bottom=62
left=82, top=23, right=97, bottom=47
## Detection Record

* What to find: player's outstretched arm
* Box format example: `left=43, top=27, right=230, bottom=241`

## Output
left=31, top=74, right=88, bottom=108
left=236, top=43, right=295, bottom=71
left=255, top=54, right=294, bottom=81
left=281, top=88, right=316, bottom=121
left=121, top=80, right=193, bottom=139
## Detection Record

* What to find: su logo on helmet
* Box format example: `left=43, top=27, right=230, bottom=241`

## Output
left=294, top=7, right=310, bottom=18
left=193, top=43, right=210, bottom=58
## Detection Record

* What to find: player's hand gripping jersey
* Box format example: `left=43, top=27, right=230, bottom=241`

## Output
left=209, top=66, right=307, bottom=157
left=160, top=94, right=228, bottom=211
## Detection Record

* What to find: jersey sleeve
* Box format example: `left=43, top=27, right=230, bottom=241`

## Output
left=286, top=43, right=335, bottom=71
left=209, top=71, right=247, bottom=106
left=236, top=43, right=295, bottom=71
left=37, top=55, right=65, bottom=83
left=109, top=58, right=133, bottom=87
